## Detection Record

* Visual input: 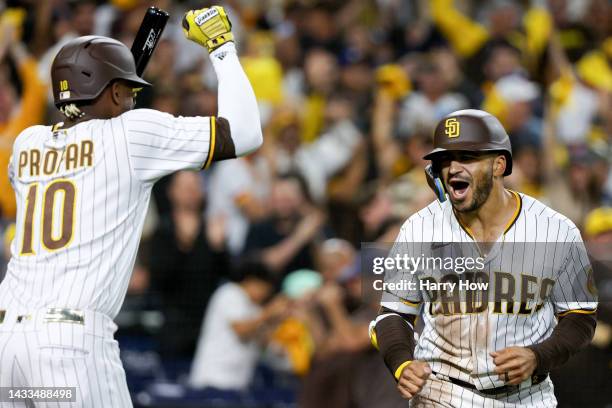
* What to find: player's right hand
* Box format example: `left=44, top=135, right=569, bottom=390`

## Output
left=182, top=6, right=234, bottom=52
left=397, top=361, right=431, bottom=400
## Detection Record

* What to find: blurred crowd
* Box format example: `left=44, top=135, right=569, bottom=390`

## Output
left=0, top=0, right=611, bottom=406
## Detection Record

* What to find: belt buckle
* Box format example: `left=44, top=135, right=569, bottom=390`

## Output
left=43, top=308, right=85, bottom=325
left=0, top=310, right=5, bottom=324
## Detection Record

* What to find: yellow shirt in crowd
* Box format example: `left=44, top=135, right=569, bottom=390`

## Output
left=0, top=57, right=46, bottom=219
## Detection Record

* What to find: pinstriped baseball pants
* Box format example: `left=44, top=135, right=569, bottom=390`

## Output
left=0, top=309, right=132, bottom=407
left=410, top=373, right=557, bottom=407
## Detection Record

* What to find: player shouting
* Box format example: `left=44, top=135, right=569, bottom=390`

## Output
left=370, top=110, right=597, bottom=406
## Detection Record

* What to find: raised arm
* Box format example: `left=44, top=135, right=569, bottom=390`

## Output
left=182, top=6, right=263, bottom=161
left=430, top=0, right=489, bottom=58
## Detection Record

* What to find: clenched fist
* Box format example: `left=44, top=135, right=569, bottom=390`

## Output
left=396, top=361, right=432, bottom=400
left=182, top=6, right=234, bottom=52
left=491, top=347, right=537, bottom=385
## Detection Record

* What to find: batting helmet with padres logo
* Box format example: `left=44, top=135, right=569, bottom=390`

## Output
left=51, top=36, right=151, bottom=109
left=424, top=109, right=513, bottom=174
left=423, top=109, right=513, bottom=201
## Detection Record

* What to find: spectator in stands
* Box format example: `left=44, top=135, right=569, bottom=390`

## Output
left=266, top=102, right=362, bottom=203
left=510, top=144, right=543, bottom=198
left=207, top=154, right=271, bottom=256
left=149, top=171, right=229, bottom=358
left=0, top=18, right=46, bottom=219
left=244, top=172, right=326, bottom=277
left=397, top=56, right=468, bottom=138
left=316, top=238, right=355, bottom=283
left=325, top=137, right=369, bottom=242
left=481, top=42, right=524, bottom=84
left=189, top=260, right=288, bottom=391
left=37, top=0, right=96, bottom=107
left=354, top=184, right=396, bottom=244
left=489, top=74, right=542, bottom=150
left=299, top=258, right=405, bottom=408
left=542, top=145, right=608, bottom=227
left=431, top=46, right=483, bottom=107
left=430, top=0, right=552, bottom=83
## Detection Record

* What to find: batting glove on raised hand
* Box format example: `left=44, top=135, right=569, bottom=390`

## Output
left=182, top=6, right=233, bottom=52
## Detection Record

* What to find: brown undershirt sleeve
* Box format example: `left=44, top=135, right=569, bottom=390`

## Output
left=374, top=306, right=417, bottom=379
left=527, top=312, right=597, bottom=375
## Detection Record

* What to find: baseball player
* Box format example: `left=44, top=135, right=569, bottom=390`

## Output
left=0, top=6, right=258, bottom=407
left=370, top=109, right=598, bottom=407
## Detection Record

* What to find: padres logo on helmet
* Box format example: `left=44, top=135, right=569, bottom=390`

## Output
left=444, top=118, right=460, bottom=138
left=424, top=109, right=513, bottom=176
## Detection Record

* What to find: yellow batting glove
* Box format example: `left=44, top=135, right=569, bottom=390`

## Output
left=182, top=6, right=234, bottom=52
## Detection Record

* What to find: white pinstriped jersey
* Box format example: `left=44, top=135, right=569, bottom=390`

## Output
left=1, top=108, right=214, bottom=319
left=381, top=191, right=598, bottom=391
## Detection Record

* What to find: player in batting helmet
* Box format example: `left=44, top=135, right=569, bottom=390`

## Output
left=51, top=35, right=150, bottom=120
left=373, top=108, right=597, bottom=404
left=423, top=109, right=513, bottom=209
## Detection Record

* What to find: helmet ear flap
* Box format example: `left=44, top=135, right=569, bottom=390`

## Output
left=425, top=164, right=447, bottom=202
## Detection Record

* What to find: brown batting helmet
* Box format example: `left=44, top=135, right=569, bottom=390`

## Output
left=51, top=35, right=151, bottom=108
left=423, top=109, right=513, bottom=176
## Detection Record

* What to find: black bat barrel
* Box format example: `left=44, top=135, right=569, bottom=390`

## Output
left=131, top=7, right=170, bottom=76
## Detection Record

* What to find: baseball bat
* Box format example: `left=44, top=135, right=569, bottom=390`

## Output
left=131, top=7, right=170, bottom=77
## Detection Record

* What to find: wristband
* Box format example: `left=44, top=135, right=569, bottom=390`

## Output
left=394, top=360, right=412, bottom=380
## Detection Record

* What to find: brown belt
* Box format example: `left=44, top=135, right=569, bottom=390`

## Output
left=433, top=371, right=548, bottom=396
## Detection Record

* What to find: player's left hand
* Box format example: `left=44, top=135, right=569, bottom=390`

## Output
left=182, top=6, right=234, bottom=52
left=490, top=347, right=537, bottom=385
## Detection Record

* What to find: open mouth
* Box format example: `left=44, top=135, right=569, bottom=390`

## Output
left=448, top=179, right=470, bottom=200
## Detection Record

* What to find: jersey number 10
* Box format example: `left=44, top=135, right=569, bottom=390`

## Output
left=21, top=179, right=76, bottom=255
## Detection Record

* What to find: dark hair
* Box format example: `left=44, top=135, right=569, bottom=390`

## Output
left=484, top=39, right=521, bottom=61
left=277, top=171, right=313, bottom=205
left=232, top=255, right=278, bottom=286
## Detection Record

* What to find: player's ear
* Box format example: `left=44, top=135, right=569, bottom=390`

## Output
left=493, top=155, right=506, bottom=177
left=110, top=81, right=122, bottom=106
